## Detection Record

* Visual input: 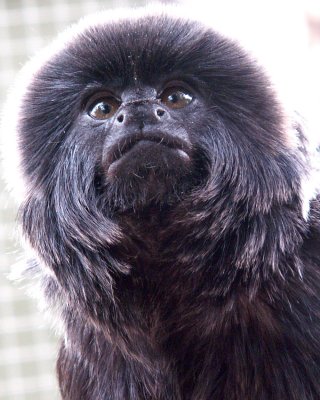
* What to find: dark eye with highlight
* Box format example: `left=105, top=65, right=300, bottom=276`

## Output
left=88, top=97, right=120, bottom=120
left=160, top=87, right=193, bottom=109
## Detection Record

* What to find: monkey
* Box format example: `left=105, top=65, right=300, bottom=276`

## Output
left=3, top=6, right=320, bottom=400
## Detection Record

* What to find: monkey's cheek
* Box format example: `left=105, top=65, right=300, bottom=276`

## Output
left=105, top=141, right=191, bottom=180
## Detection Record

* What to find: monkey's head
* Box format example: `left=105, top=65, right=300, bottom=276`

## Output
left=11, top=9, right=306, bottom=219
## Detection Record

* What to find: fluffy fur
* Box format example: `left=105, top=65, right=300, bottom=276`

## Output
left=6, top=8, right=320, bottom=400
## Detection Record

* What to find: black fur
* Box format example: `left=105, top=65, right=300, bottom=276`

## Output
left=12, top=11, right=320, bottom=399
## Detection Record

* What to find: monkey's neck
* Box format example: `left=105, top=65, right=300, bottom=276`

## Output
left=103, top=199, right=308, bottom=378
left=113, top=207, right=170, bottom=275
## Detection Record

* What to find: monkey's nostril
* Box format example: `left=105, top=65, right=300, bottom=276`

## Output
left=117, top=114, right=124, bottom=123
left=156, top=108, right=165, bottom=117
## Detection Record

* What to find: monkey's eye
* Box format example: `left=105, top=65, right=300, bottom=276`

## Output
left=88, top=97, right=120, bottom=120
left=160, top=87, right=193, bottom=109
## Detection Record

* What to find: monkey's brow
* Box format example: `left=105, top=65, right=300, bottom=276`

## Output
left=81, top=81, right=123, bottom=95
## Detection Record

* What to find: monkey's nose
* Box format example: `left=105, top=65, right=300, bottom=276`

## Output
left=115, top=103, right=167, bottom=127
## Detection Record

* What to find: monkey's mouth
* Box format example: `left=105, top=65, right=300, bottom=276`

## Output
left=105, top=132, right=192, bottom=175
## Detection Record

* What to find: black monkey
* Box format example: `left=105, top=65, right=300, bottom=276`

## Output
left=4, top=8, right=320, bottom=400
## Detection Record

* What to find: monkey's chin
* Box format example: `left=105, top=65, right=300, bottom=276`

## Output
left=103, top=141, right=193, bottom=212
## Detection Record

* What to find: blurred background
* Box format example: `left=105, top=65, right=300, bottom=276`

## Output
left=0, top=0, right=319, bottom=399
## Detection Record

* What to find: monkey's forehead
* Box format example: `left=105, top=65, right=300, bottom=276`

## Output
left=31, top=12, right=250, bottom=91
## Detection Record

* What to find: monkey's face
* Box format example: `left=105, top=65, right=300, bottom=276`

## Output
left=17, top=14, right=300, bottom=217
left=81, top=82, right=204, bottom=211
